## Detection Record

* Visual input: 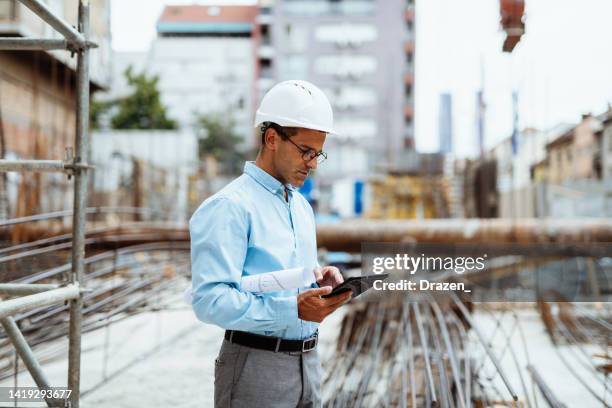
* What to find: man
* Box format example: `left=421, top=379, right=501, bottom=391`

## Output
left=190, top=80, right=352, bottom=408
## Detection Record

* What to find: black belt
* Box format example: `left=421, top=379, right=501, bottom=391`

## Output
left=224, top=329, right=318, bottom=353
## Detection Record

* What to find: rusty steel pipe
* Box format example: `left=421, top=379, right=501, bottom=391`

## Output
left=316, top=218, right=612, bottom=251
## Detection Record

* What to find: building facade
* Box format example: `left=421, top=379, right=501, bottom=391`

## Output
left=257, top=0, right=415, bottom=180
left=545, top=115, right=601, bottom=184
left=149, top=5, right=259, bottom=148
left=600, top=107, right=612, bottom=181
left=0, top=0, right=111, bottom=218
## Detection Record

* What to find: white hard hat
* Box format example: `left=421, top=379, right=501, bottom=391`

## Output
left=254, top=80, right=336, bottom=134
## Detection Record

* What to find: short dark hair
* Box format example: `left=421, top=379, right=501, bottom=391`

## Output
left=260, top=122, right=298, bottom=146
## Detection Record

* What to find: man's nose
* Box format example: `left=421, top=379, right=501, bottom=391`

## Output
left=306, top=157, right=318, bottom=170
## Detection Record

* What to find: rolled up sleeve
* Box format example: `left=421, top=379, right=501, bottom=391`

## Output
left=190, top=197, right=297, bottom=332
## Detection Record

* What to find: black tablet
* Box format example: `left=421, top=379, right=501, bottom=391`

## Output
left=320, top=273, right=390, bottom=299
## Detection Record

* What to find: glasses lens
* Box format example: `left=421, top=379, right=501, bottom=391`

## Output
left=302, top=151, right=315, bottom=162
left=316, top=153, right=327, bottom=164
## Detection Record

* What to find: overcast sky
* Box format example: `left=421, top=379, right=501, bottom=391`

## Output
left=111, top=0, right=612, bottom=157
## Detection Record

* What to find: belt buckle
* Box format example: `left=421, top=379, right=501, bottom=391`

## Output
left=302, top=336, right=317, bottom=352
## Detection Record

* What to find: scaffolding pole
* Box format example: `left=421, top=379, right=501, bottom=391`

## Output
left=0, top=316, right=66, bottom=407
left=0, top=38, right=68, bottom=50
left=0, top=285, right=80, bottom=320
left=67, top=1, right=91, bottom=406
left=0, top=38, right=97, bottom=51
left=0, top=283, right=60, bottom=296
left=0, top=159, right=69, bottom=173
left=17, top=0, right=86, bottom=47
left=0, top=0, right=93, bottom=406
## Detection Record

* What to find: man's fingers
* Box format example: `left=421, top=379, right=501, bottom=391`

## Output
left=321, top=267, right=334, bottom=278
left=305, top=286, right=332, bottom=297
left=321, top=266, right=344, bottom=286
left=322, top=291, right=352, bottom=306
left=333, top=270, right=344, bottom=285
left=313, top=267, right=323, bottom=283
left=323, top=296, right=352, bottom=314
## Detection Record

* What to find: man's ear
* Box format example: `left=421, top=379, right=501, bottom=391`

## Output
left=264, top=128, right=279, bottom=151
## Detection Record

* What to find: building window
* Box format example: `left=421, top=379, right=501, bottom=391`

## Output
left=314, top=55, right=377, bottom=78
left=260, top=58, right=273, bottom=78
left=405, top=84, right=412, bottom=98
left=282, top=23, right=307, bottom=52
left=278, top=55, right=308, bottom=80
left=322, top=86, right=376, bottom=110
left=315, top=23, right=377, bottom=45
left=334, top=118, right=377, bottom=138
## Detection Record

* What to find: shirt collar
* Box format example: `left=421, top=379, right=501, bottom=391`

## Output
left=244, top=161, right=297, bottom=195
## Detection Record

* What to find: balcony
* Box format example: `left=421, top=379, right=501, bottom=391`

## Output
left=258, top=44, right=275, bottom=59
left=256, top=14, right=273, bottom=25
left=404, top=72, right=414, bottom=86
left=405, top=29, right=414, bottom=42
left=283, top=1, right=376, bottom=17
left=256, top=7, right=273, bottom=25
left=259, top=66, right=274, bottom=79
left=404, top=41, right=415, bottom=53
left=404, top=104, right=414, bottom=119
left=405, top=8, right=415, bottom=21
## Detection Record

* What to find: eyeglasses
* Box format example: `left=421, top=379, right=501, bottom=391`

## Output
left=273, top=125, right=328, bottom=164
left=283, top=136, right=328, bottom=164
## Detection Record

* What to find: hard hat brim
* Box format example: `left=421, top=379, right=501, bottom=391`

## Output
left=254, top=113, right=337, bottom=135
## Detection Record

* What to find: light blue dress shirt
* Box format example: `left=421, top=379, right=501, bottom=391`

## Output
left=190, top=161, right=320, bottom=340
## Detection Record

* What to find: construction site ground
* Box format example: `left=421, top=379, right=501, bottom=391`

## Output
left=0, top=283, right=347, bottom=408
left=1, top=279, right=607, bottom=407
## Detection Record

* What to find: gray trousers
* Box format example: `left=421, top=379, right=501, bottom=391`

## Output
left=214, top=338, right=322, bottom=408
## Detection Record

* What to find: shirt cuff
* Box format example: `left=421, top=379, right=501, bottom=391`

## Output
left=272, top=296, right=298, bottom=326
left=271, top=295, right=298, bottom=328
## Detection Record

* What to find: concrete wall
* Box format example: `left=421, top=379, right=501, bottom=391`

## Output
left=91, top=130, right=199, bottom=221
left=547, top=140, right=573, bottom=184
left=498, top=186, right=536, bottom=218
left=148, top=37, right=255, bottom=148
left=499, top=180, right=612, bottom=218
left=0, top=51, right=80, bottom=216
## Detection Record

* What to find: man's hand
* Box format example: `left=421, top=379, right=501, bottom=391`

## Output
left=297, top=287, right=352, bottom=323
left=313, top=266, right=344, bottom=289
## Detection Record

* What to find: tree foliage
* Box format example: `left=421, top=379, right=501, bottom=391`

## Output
left=89, top=99, right=112, bottom=130
left=108, top=66, right=177, bottom=130
left=194, top=113, right=247, bottom=175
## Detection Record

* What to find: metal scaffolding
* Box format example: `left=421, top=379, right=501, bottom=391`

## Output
left=0, top=0, right=95, bottom=406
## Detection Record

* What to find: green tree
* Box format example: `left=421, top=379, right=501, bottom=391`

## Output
left=194, top=113, right=247, bottom=175
left=89, top=99, right=112, bottom=130
left=110, top=66, right=177, bottom=130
